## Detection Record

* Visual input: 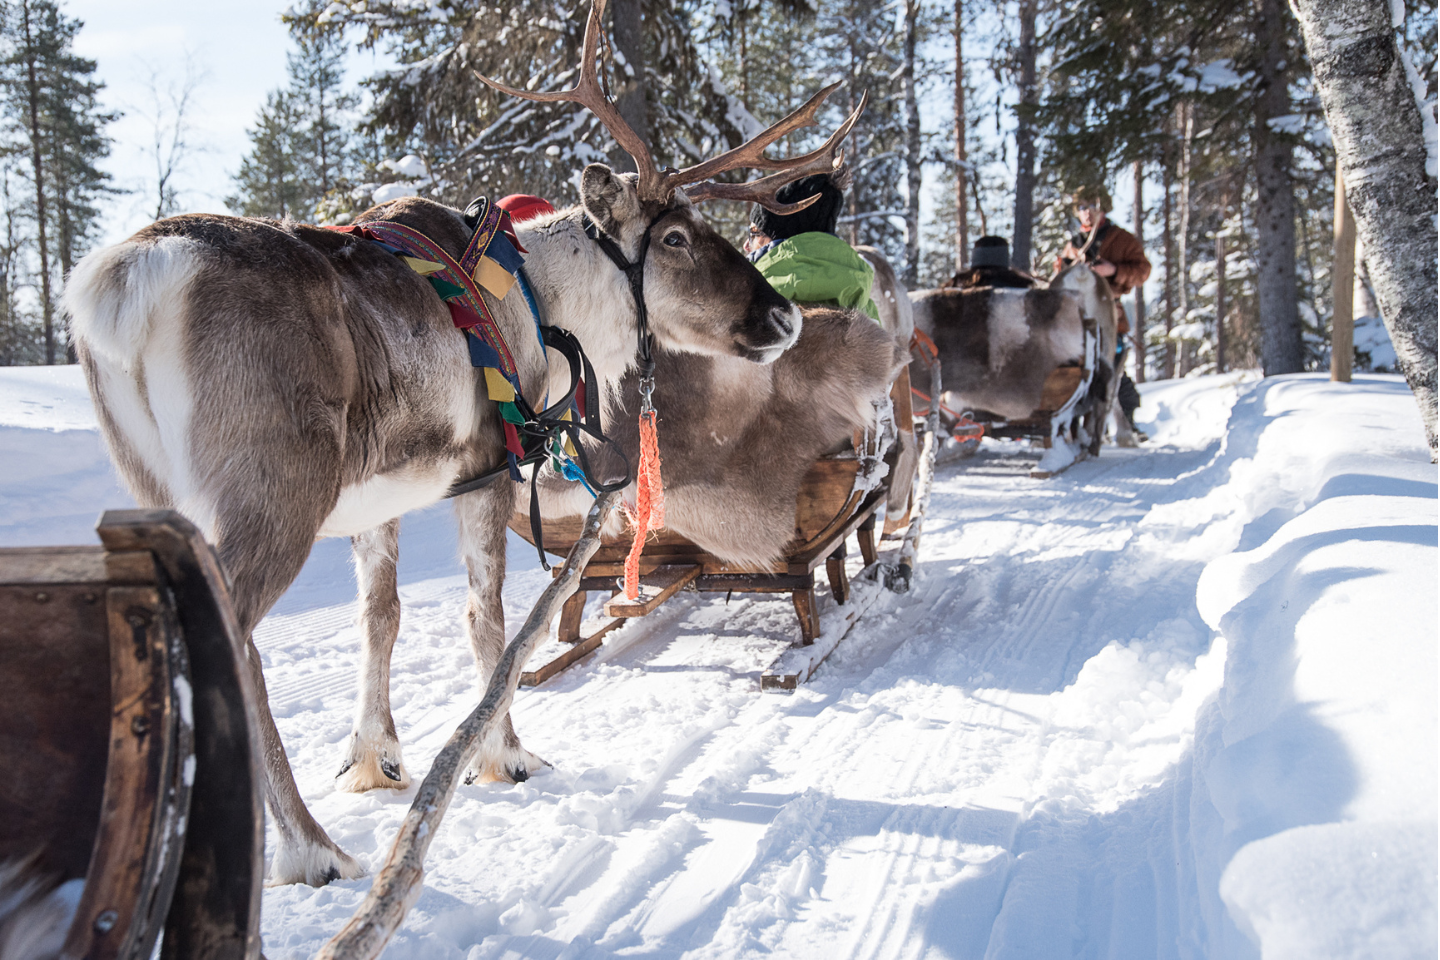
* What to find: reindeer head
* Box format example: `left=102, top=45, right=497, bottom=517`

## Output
left=477, top=0, right=864, bottom=365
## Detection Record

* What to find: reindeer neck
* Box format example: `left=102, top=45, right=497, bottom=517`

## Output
left=516, top=212, right=643, bottom=391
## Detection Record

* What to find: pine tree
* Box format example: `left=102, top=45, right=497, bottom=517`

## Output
left=229, top=91, right=308, bottom=219
left=304, top=0, right=760, bottom=210
left=229, top=28, right=359, bottom=221
left=0, top=0, right=114, bottom=364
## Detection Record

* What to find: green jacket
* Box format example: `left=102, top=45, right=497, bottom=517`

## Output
left=752, top=231, right=880, bottom=321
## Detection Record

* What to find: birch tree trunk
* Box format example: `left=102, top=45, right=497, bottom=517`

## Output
left=901, top=0, right=922, bottom=287
left=1162, top=132, right=1175, bottom=379
left=1176, top=104, right=1193, bottom=377
left=1293, top=0, right=1438, bottom=456
left=1011, top=0, right=1038, bottom=271
left=1215, top=232, right=1227, bottom=373
left=1253, top=0, right=1303, bottom=375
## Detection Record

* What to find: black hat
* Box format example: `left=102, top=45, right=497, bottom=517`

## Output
left=971, top=236, right=1010, bottom=269
left=750, top=171, right=847, bottom=241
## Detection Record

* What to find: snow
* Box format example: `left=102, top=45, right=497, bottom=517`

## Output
left=1, top=366, right=1434, bottom=959
left=385, top=155, right=430, bottom=178
left=372, top=182, right=420, bottom=204
left=1355, top=312, right=1398, bottom=371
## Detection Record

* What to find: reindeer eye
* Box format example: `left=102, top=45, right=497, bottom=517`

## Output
left=663, top=231, right=686, bottom=248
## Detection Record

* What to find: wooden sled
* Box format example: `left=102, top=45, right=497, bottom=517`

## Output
left=511, top=371, right=917, bottom=692
left=0, top=510, right=264, bottom=960
left=910, top=276, right=1116, bottom=479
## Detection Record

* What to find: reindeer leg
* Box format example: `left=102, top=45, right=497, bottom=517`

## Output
left=213, top=477, right=364, bottom=887
left=243, top=638, right=365, bottom=886
left=336, top=519, right=410, bottom=792
left=454, top=482, right=547, bottom=784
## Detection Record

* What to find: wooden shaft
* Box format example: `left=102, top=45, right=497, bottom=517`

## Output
left=1331, top=166, right=1356, bottom=382
left=314, top=491, right=619, bottom=960
left=1133, top=159, right=1146, bottom=382
left=896, top=357, right=942, bottom=576
left=1216, top=233, right=1227, bottom=374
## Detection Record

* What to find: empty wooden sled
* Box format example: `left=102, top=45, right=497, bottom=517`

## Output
left=0, top=510, right=264, bottom=960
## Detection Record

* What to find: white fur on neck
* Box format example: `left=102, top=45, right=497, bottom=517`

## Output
left=516, top=212, right=643, bottom=400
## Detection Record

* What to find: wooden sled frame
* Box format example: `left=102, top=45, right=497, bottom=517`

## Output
left=514, top=369, right=917, bottom=691
left=0, top=510, right=264, bottom=960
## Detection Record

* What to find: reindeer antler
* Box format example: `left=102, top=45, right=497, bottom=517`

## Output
left=683, top=92, right=867, bottom=214
left=474, top=0, right=866, bottom=214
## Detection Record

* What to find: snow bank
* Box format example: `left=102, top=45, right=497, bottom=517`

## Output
left=1182, top=375, right=1437, bottom=958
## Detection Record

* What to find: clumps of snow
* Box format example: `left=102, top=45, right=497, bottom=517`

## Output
left=1169, top=320, right=1207, bottom=341
left=1034, top=437, right=1077, bottom=475
left=1265, top=113, right=1307, bottom=134
left=384, top=155, right=429, bottom=178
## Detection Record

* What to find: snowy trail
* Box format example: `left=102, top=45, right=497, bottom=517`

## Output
left=1, top=367, right=1431, bottom=959
left=253, top=377, right=1254, bottom=959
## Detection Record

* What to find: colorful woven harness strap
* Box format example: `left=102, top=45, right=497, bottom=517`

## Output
left=327, top=201, right=535, bottom=476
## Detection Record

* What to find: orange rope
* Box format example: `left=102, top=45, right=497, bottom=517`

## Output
left=911, top=328, right=940, bottom=364
left=623, top=409, right=665, bottom=600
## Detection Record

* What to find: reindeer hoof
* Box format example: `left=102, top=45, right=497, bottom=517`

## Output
left=266, top=838, right=366, bottom=887
left=335, top=738, right=411, bottom=793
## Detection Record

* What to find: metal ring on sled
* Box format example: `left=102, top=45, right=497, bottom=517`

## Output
left=0, top=510, right=264, bottom=960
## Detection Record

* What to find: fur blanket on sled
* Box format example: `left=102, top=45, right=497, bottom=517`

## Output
left=539, top=304, right=907, bottom=567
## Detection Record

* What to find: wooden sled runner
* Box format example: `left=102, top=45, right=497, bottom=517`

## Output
left=511, top=371, right=918, bottom=692
left=0, top=510, right=264, bottom=960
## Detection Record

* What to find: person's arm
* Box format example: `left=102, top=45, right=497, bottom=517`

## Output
left=1106, top=231, right=1151, bottom=291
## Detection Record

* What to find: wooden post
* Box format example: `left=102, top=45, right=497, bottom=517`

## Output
left=1215, top=232, right=1227, bottom=374
left=1331, top=166, right=1356, bottom=382
left=1133, top=158, right=1147, bottom=382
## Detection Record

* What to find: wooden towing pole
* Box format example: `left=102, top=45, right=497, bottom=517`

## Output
left=315, top=491, right=620, bottom=960
left=884, top=341, right=943, bottom=592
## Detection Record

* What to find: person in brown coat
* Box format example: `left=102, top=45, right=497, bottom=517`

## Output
left=1053, top=185, right=1151, bottom=302
left=1054, top=185, right=1152, bottom=438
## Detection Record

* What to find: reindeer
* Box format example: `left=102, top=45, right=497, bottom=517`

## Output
left=65, top=0, right=860, bottom=887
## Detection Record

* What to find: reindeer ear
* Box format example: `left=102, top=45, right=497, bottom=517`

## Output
left=580, top=163, right=642, bottom=238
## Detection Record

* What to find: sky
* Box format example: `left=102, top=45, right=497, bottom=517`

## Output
left=68, top=0, right=390, bottom=247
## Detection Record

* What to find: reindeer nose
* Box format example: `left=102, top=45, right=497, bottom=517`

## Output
left=767, top=304, right=798, bottom=340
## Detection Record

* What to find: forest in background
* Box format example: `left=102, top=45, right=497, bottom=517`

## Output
left=0, top=0, right=1434, bottom=381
